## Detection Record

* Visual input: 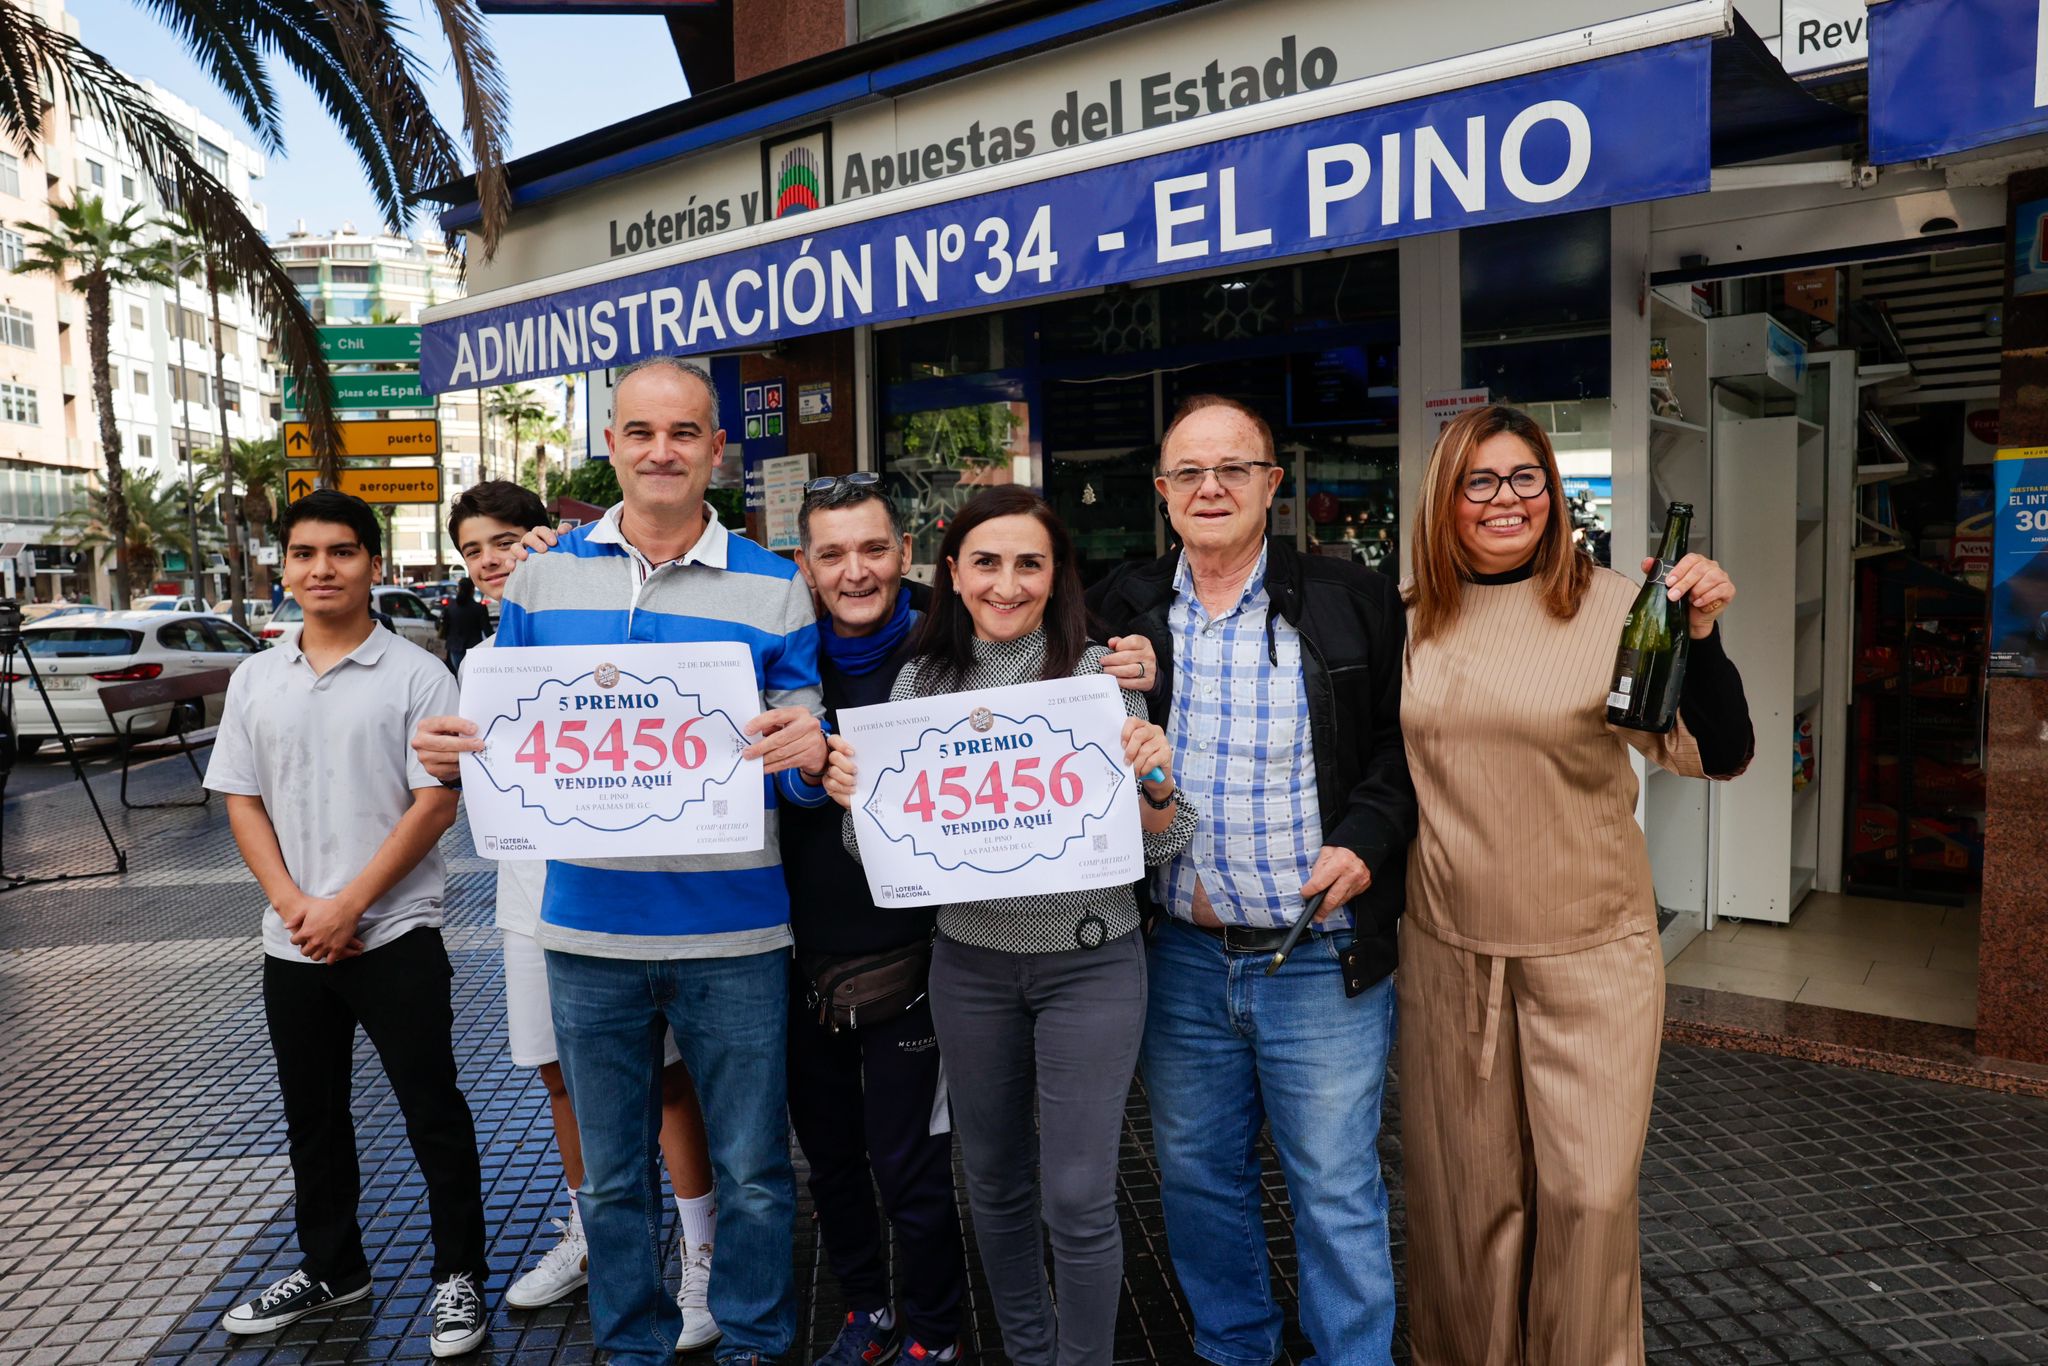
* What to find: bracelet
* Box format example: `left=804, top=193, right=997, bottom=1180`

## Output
left=440, top=777, right=463, bottom=792
left=1139, top=782, right=1177, bottom=810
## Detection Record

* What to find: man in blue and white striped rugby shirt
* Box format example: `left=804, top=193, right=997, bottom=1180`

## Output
left=417, top=358, right=828, bottom=1366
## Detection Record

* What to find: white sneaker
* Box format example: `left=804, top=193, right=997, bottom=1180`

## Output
left=505, top=1217, right=589, bottom=1310
left=676, top=1239, right=719, bottom=1352
left=428, top=1272, right=486, bottom=1357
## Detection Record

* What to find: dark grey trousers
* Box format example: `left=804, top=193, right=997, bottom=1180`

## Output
left=929, top=931, right=1147, bottom=1366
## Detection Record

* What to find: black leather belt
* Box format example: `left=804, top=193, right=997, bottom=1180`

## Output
left=1192, top=921, right=1295, bottom=954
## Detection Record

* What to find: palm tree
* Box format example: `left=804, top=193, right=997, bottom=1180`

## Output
left=0, top=0, right=513, bottom=474
left=13, top=196, right=174, bottom=606
left=55, top=469, right=196, bottom=595
left=206, top=437, right=286, bottom=599
left=489, top=383, right=552, bottom=489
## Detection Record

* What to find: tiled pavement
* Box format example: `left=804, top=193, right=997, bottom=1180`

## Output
left=1, top=756, right=2045, bottom=1365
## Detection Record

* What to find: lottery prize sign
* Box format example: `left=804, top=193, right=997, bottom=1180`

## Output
left=459, top=642, right=765, bottom=860
left=839, top=675, right=1142, bottom=908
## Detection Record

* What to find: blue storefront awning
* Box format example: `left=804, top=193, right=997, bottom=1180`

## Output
left=1870, top=0, right=2048, bottom=164
left=421, top=2, right=1856, bottom=395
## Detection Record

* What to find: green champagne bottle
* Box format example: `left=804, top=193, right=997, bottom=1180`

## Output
left=1607, top=502, right=1693, bottom=732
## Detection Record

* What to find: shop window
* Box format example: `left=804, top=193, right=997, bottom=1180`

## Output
left=882, top=392, right=1028, bottom=565
left=879, top=252, right=1403, bottom=580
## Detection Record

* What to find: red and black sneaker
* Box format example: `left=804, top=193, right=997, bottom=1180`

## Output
left=811, top=1308, right=902, bottom=1366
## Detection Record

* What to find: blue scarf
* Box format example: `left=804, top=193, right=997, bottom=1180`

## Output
left=819, top=587, right=917, bottom=677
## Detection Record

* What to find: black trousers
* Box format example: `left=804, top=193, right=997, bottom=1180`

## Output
left=263, top=926, right=488, bottom=1287
left=787, top=962, right=965, bottom=1344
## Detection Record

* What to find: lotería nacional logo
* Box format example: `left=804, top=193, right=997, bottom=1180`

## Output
left=969, top=707, right=995, bottom=733
left=595, top=663, right=620, bottom=689
left=761, top=125, right=832, bottom=221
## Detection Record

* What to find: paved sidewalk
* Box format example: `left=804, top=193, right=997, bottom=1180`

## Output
left=0, top=757, right=2044, bottom=1365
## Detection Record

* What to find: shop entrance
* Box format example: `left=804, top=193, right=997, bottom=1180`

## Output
left=876, top=250, right=1402, bottom=585
left=1655, top=244, right=1993, bottom=1030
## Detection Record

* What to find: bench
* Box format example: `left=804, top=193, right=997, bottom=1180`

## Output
left=99, top=667, right=234, bottom=810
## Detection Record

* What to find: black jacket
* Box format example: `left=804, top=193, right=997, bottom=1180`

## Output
left=782, top=579, right=935, bottom=960
left=1087, top=538, right=1417, bottom=988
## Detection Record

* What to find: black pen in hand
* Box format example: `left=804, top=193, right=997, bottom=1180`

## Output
left=1266, top=889, right=1329, bottom=975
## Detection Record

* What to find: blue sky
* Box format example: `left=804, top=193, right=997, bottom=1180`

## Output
left=65, top=0, right=690, bottom=242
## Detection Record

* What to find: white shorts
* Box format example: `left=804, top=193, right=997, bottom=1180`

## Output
left=503, top=928, right=684, bottom=1070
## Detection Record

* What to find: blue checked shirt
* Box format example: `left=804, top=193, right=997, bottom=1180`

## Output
left=1161, top=548, right=1348, bottom=932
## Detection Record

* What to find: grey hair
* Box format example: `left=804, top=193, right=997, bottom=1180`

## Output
left=614, top=357, right=719, bottom=428
left=798, top=479, right=904, bottom=551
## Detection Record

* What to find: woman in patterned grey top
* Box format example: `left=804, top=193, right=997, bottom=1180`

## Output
left=826, top=488, right=1195, bottom=1366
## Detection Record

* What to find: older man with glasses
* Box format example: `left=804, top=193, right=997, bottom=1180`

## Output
left=1087, top=395, right=1416, bottom=1366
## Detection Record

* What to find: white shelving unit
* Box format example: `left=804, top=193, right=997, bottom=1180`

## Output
left=1712, top=411, right=1827, bottom=923
left=1641, top=291, right=1715, bottom=954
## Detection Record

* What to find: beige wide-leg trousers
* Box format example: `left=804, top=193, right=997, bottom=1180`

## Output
left=1398, top=918, right=1664, bottom=1366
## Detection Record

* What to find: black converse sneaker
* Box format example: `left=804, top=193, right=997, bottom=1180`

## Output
left=221, top=1268, right=371, bottom=1334
left=429, top=1271, right=486, bottom=1357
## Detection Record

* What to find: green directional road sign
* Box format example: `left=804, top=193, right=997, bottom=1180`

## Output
left=284, top=373, right=434, bottom=410
left=318, top=325, right=421, bottom=364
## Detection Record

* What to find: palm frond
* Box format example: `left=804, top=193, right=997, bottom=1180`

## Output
left=0, top=4, right=346, bottom=477
left=419, top=0, right=510, bottom=259
left=304, top=0, right=472, bottom=239
left=121, top=0, right=283, bottom=154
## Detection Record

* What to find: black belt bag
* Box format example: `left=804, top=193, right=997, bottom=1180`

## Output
left=799, top=938, right=932, bottom=1032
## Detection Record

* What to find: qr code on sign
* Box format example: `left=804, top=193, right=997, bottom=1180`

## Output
left=713, top=801, right=728, bottom=817
left=1092, top=835, right=1108, bottom=852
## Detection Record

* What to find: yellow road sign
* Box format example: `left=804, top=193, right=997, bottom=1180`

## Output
left=283, top=419, right=440, bottom=461
left=284, top=468, right=443, bottom=505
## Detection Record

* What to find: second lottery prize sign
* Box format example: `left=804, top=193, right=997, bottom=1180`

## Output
left=839, top=675, right=1143, bottom=908
left=459, top=642, right=765, bottom=860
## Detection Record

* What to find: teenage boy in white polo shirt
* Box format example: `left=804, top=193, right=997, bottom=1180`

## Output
left=205, top=490, right=488, bottom=1358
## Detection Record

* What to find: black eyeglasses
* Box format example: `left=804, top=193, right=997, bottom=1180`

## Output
left=805, top=472, right=881, bottom=497
left=1159, top=461, right=1280, bottom=492
left=1461, top=467, right=1548, bottom=503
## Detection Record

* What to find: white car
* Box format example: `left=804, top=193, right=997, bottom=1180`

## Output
left=131, top=594, right=209, bottom=613
left=210, top=598, right=275, bottom=629
left=258, top=586, right=446, bottom=660
left=5, top=610, right=264, bottom=756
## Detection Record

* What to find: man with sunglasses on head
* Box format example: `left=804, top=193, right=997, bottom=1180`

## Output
left=1086, top=395, right=1416, bottom=1366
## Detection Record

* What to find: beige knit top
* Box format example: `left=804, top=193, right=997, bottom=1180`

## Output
left=1401, top=568, right=1708, bottom=958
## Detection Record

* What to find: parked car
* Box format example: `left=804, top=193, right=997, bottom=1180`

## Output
left=416, top=579, right=460, bottom=617
left=23, top=604, right=99, bottom=624
left=132, top=594, right=210, bottom=613
left=258, top=586, right=446, bottom=660
left=209, top=598, right=274, bottom=628
left=5, top=610, right=263, bottom=756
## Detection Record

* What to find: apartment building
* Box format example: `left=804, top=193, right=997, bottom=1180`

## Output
left=73, top=79, right=276, bottom=599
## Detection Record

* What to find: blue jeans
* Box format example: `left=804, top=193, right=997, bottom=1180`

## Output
left=545, top=948, right=795, bottom=1366
left=1142, top=918, right=1397, bottom=1366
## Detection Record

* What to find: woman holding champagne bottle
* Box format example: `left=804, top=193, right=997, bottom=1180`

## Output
left=1397, top=404, right=1754, bottom=1366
